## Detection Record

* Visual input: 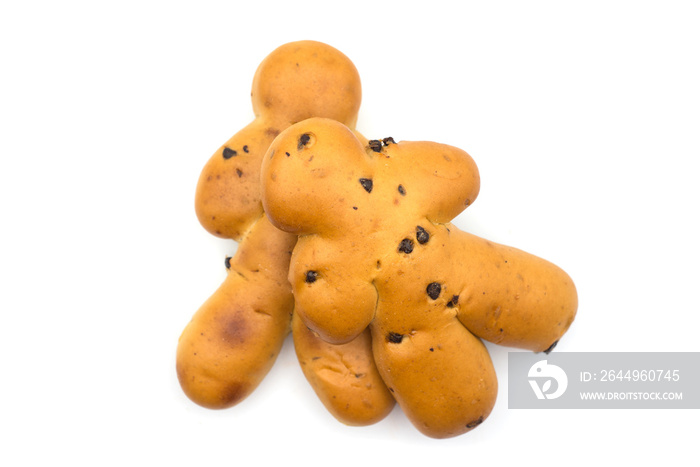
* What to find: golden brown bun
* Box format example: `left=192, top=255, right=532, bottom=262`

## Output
left=195, top=41, right=361, bottom=241
left=251, top=40, right=362, bottom=129
left=177, top=216, right=295, bottom=408
left=261, top=117, right=578, bottom=438
left=292, top=314, right=395, bottom=426
left=180, top=42, right=394, bottom=424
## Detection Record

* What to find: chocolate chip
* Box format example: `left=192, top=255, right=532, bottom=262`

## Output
left=382, top=137, right=395, bottom=145
left=544, top=340, right=559, bottom=354
left=305, top=271, right=318, bottom=283
left=398, top=238, right=414, bottom=254
left=416, top=226, right=429, bottom=244
left=446, top=295, right=459, bottom=308
left=243, top=145, right=249, bottom=153
left=223, top=147, right=237, bottom=159
left=236, top=169, right=243, bottom=177
left=387, top=332, right=404, bottom=343
left=426, top=282, right=441, bottom=300
left=398, top=185, right=406, bottom=196
left=368, top=140, right=382, bottom=152
left=466, top=416, right=484, bottom=429
left=224, top=257, right=232, bottom=269
left=298, top=133, right=311, bottom=150
left=359, top=178, right=373, bottom=193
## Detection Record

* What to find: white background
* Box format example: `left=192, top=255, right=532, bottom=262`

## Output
left=2, top=1, right=699, bottom=465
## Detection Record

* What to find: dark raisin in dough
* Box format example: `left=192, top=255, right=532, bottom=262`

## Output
left=298, top=133, right=311, bottom=149
left=368, top=140, right=382, bottom=152
left=426, top=282, right=442, bottom=300
left=466, top=416, right=484, bottom=428
left=305, top=271, right=319, bottom=283
left=359, top=178, right=373, bottom=193
left=446, top=295, right=459, bottom=308
left=544, top=340, right=559, bottom=354
left=416, top=226, right=429, bottom=244
left=398, top=238, right=414, bottom=254
left=387, top=332, right=404, bottom=343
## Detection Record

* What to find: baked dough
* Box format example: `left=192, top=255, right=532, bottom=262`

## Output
left=261, top=117, right=578, bottom=437
left=177, top=42, right=394, bottom=425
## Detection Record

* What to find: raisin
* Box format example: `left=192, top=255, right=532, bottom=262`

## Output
left=285, top=152, right=290, bottom=157
left=243, top=145, right=249, bottom=153
left=368, top=140, right=382, bottom=152
left=416, top=226, right=429, bottom=244
left=359, top=178, right=373, bottom=193
left=446, top=295, right=459, bottom=308
left=224, top=257, right=232, bottom=269
left=544, top=340, right=559, bottom=354
left=382, top=137, right=395, bottom=145
left=298, top=133, right=311, bottom=150
left=223, top=147, right=237, bottom=159
left=466, top=416, right=484, bottom=429
left=387, top=332, right=404, bottom=343
left=236, top=169, right=243, bottom=177
left=398, top=185, right=406, bottom=196
left=398, top=238, right=414, bottom=254
left=426, top=282, right=441, bottom=300
left=305, top=271, right=318, bottom=283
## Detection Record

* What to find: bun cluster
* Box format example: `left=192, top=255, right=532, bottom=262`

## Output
left=177, top=41, right=578, bottom=439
